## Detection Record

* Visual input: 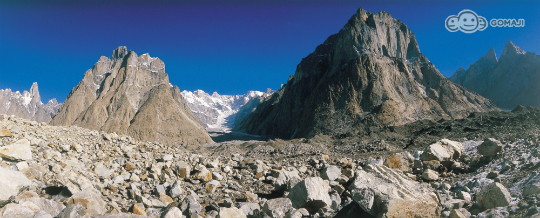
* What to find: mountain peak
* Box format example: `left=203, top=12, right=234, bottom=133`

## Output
left=484, top=46, right=498, bottom=63
left=112, top=46, right=128, bottom=62
left=501, top=41, right=526, bottom=60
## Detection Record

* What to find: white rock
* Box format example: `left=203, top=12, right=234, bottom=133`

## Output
left=349, top=164, right=440, bottom=217
left=476, top=182, right=511, bottom=209
left=0, top=139, right=32, bottom=161
left=321, top=165, right=341, bottom=181
left=422, top=169, right=439, bottom=181
left=0, top=203, right=34, bottom=218
left=219, top=207, right=247, bottom=218
left=0, top=167, right=32, bottom=206
left=288, top=177, right=331, bottom=213
left=163, top=206, right=185, bottom=218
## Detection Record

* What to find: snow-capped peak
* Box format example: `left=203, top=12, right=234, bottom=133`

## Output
left=181, top=89, right=272, bottom=132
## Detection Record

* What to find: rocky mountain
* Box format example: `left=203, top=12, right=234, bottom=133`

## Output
left=49, top=46, right=212, bottom=145
left=0, top=82, right=60, bottom=122
left=181, top=89, right=273, bottom=132
left=450, top=41, right=540, bottom=109
left=235, top=8, right=498, bottom=139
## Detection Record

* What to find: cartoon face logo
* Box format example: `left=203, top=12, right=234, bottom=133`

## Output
left=445, top=10, right=487, bottom=33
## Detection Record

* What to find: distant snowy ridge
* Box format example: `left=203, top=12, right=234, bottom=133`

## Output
left=0, top=82, right=61, bottom=122
left=181, top=89, right=273, bottom=132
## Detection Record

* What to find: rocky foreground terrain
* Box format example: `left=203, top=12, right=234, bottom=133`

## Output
left=2, top=106, right=540, bottom=218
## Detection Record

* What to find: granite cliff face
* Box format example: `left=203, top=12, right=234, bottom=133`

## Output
left=49, top=46, right=212, bottom=145
left=181, top=90, right=272, bottom=132
left=0, top=83, right=60, bottom=122
left=235, top=8, right=498, bottom=139
left=451, top=41, right=540, bottom=109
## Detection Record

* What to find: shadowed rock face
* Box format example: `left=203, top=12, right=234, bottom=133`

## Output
left=235, top=8, right=498, bottom=139
left=451, top=41, right=540, bottom=110
left=49, top=46, right=212, bottom=145
left=0, top=83, right=60, bottom=122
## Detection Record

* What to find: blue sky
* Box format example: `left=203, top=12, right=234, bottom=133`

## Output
left=1, top=0, right=539, bottom=102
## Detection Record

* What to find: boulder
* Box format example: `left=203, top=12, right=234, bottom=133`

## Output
left=0, top=128, right=13, bottom=137
left=180, top=195, right=202, bottom=216
left=31, top=210, right=54, bottom=218
left=349, top=164, right=440, bottom=218
left=476, top=182, right=511, bottom=209
left=219, top=207, right=247, bottom=218
left=169, top=181, right=183, bottom=198
left=0, top=167, right=33, bottom=206
left=0, top=138, right=32, bottom=161
left=175, top=162, right=191, bottom=179
left=321, top=165, right=341, bottom=181
left=162, top=207, right=184, bottom=218
left=422, top=169, right=439, bottom=181
left=263, top=198, right=293, bottom=218
left=67, top=189, right=107, bottom=216
left=56, top=203, right=89, bottom=218
left=272, top=169, right=301, bottom=191
left=420, top=139, right=463, bottom=161
left=239, top=202, right=260, bottom=217
left=19, top=197, right=66, bottom=217
left=477, top=138, right=503, bottom=157
left=288, top=177, right=332, bottom=214
left=0, top=203, right=35, bottom=218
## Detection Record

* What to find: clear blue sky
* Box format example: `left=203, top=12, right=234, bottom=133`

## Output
left=1, top=0, right=539, bottom=102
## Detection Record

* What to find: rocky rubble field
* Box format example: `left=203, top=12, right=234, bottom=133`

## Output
left=1, top=107, right=540, bottom=218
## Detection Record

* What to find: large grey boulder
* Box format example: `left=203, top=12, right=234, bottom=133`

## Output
left=288, top=177, right=332, bottom=214
left=272, top=169, right=301, bottom=191
left=321, top=165, right=341, bottom=181
left=476, top=182, right=511, bottom=209
left=263, top=198, right=293, bottom=218
left=0, top=167, right=33, bottom=206
left=349, top=164, right=440, bottom=218
left=477, top=138, right=503, bottom=157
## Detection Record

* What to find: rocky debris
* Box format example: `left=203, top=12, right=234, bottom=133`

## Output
left=451, top=41, right=540, bottom=109
left=476, top=182, right=512, bottom=209
left=477, top=138, right=503, bottom=157
left=235, top=7, right=498, bottom=139
left=0, top=82, right=60, bottom=123
left=349, top=164, right=440, bottom=217
left=49, top=46, right=213, bottom=146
